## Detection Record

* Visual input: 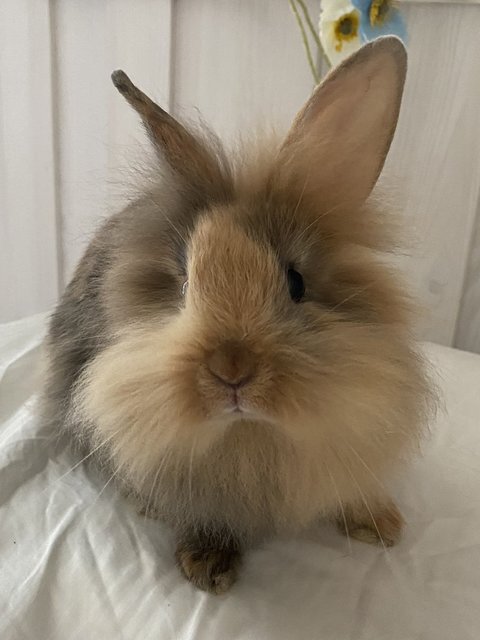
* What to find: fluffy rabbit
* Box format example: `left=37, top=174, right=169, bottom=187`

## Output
left=42, top=37, right=433, bottom=593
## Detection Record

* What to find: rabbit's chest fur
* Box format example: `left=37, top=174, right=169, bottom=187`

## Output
left=111, top=419, right=389, bottom=542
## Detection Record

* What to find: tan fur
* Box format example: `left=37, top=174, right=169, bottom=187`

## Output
left=43, top=38, right=435, bottom=592
left=336, top=495, right=404, bottom=547
left=175, top=543, right=241, bottom=595
left=75, top=255, right=428, bottom=538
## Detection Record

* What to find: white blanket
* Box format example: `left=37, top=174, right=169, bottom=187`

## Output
left=1, top=314, right=479, bottom=640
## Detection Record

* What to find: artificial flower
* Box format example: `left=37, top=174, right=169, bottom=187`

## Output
left=319, top=0, right=362, bottom=67
left=318, top=0, right=407, bottom=69
left=351, top=0, right=407, bottom=43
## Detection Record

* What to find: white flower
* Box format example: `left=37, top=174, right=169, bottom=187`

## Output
left=319, top=0, right=362, bottom=67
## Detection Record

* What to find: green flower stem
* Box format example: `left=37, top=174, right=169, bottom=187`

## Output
left=295, top=0, right=322, bottom=51
left=298, top=0, right=331, bottom=71
left=288, top=0, right=320, bottom=84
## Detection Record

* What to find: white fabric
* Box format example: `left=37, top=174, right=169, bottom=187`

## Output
left=1, top=314, right=479, bottom=640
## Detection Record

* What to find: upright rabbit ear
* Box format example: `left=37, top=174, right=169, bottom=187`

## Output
left=278, top=37, right=407, bottom=207
left=111, top=70, right=231, bottom=198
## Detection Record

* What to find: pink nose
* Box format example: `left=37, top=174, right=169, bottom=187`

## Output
left=207, top=341, right=255, bottom=388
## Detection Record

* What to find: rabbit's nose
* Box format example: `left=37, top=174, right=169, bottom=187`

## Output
left=207, top=341, right=255, bottom=388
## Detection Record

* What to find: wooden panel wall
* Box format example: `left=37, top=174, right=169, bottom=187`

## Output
left=53, top=0, right=173, bottom=280
left=171, top=1, right=480, bottom=347
left=0, top=0, right=60, bottom=321
left=172, top=0, right=318, bottom=142
left=455, top=201, right=480, bottom=352
left=1, top=0, right=480, bottom=354
left=385, top=4, right=480, bottom=346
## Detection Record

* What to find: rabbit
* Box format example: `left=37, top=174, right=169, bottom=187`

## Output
left=41, top=37, right=433, bottom=594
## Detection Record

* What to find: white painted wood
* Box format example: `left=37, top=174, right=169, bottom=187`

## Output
left=172, top=0, right=318, bottom=143
left=384, top=4, right=480, bottom=345
left=171, top=1, right=480, bottom=347
left=401, top=0, right=480, bottom=4
left=53, top=0, right=173, bottom=280
left=455, top=199, right=480, bottom=352
left=2, top=0, right=480, bottom=351
left=0, top=0, right=59, bottom=322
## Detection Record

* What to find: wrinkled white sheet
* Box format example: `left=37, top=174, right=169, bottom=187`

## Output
left=1, top=313, right=480, bottom=640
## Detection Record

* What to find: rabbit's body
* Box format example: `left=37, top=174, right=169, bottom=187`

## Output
left=45, top=203, right=423, bottom=538
left=42, top=39, right=433, bottom=593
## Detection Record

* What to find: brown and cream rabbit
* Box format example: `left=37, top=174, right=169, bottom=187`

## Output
left=42, top=37, right=433, bottom=594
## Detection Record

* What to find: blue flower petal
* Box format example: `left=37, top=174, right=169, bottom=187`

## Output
left=359, top=9, right=408, bottom=43
left=350, top=0, right=408, bottom=44
left=351, top=0, right=372, bottom=12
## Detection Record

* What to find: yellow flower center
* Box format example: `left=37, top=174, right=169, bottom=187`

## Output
left=369, top=0, right=392, bottom=27
left=334, top=11, right=360, bottom=52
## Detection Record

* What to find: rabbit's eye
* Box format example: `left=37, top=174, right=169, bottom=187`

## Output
left=287, top=268, right=304, bottom=303
left=181, top=280, right=188, bottom=296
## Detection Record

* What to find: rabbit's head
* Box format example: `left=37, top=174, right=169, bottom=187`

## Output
left=77, top=39, right=429, bottom=501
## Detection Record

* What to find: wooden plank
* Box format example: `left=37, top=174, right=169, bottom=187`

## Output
left=381, top=4, right=480, bottom=345
left=401, top=0, right=480, bottom=5
left=7, top=0, right=477, bottom=350
left=171, top=0, right=318, bottom=142
left=170, top=1, right=480, bottom=347
left=0, top=0, right=59, bottom=322
left=454, top=200, right=480, bottom=352
left=53, top=0, right=173, bottom=280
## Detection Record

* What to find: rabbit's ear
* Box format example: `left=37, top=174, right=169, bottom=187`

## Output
left=111, top=70, right=230, bottom=197
left=279, top=37, right=407, bottom=206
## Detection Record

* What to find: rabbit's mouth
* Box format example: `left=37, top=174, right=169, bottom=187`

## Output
left=196, top=368, right=290, bottom=432
left=199, top=372, right=272, bottom=425
left=217, top=389, right=252, bottom=417
left=215, top=389, right=277, bottom=428
left=198, top=378, right=268, bottom=425
left=228, top=402, right=243, bottom=415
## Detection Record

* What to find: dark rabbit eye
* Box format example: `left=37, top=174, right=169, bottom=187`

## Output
left=181, top=281, right=188, bottom=296
left=287, top=268, right=305, bottom=303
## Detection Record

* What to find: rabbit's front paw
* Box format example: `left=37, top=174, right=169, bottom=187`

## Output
left=176, top=543, right=241, bottom=594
